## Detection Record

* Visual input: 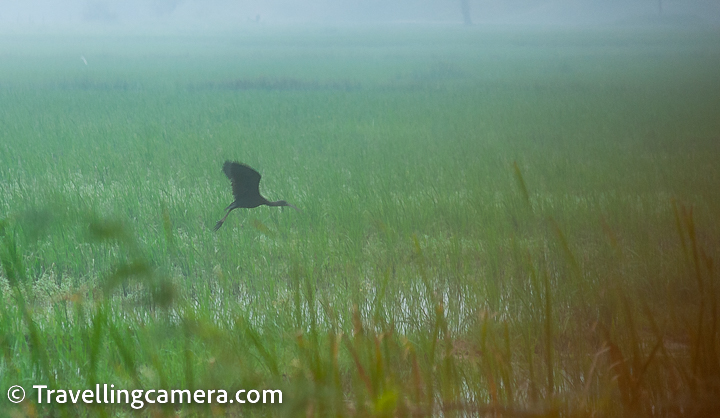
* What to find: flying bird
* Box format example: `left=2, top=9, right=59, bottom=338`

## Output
left=214, top=161, right=298, bottom=231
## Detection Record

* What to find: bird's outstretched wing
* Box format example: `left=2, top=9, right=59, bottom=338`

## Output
left=223, top=161, right=262, bottom=201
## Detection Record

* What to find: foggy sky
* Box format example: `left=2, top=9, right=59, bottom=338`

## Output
left=1, top=0, right=718, bottom=31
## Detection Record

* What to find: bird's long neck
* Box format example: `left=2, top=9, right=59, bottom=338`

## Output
left=266, top=199, right=299, bottom=211
left=266, top=200, right=286, bottom=207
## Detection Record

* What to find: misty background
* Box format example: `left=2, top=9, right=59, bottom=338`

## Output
left=2, top=0, right=719, bottom=31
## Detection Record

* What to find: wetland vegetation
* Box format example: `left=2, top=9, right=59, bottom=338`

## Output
left=1, top=26, right=719, bottom=416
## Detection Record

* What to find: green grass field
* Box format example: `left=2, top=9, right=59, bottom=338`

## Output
left=1, top=26, right=719, bottom=416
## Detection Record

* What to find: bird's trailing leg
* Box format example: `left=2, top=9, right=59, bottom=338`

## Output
left=214, top=209, right=232, bottom=231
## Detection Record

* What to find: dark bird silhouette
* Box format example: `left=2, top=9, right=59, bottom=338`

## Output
left=214, top=161, right=298, bottom=231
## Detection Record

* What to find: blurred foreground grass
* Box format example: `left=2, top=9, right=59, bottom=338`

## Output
left=1, top=26, right=719, bottom=416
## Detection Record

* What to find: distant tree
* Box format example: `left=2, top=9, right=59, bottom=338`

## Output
left=151, top=0, right=183, bottom=17
left=461, top=0, right=472, bottom=25
left=83, top=1, right=117, bottom=23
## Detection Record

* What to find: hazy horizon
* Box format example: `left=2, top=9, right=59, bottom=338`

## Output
left=2, top=0, right=719, bottom=34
